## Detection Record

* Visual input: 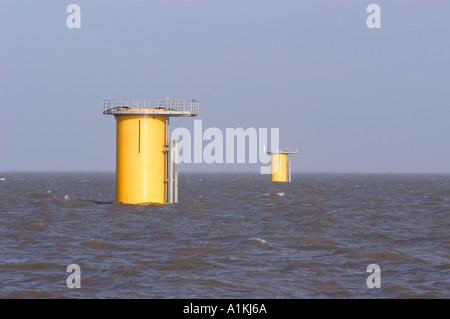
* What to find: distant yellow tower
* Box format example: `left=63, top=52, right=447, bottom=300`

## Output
left=103, top=98, right=198, bottom=204
left=268, top=148, right=298, bottom=182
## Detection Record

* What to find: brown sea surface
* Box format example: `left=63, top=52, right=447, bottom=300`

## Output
left=0, top=172, right=449, bottom=298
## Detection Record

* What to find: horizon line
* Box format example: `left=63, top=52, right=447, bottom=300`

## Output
left=1, top=170, right=449, bottom=175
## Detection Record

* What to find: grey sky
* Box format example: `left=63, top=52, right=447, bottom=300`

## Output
left=1, top=0, right=449, bottom=173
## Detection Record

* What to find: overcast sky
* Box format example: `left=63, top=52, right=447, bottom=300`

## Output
left=1, top=0, right=449, bottom=173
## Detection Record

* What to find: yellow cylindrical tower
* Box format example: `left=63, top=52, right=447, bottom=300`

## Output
left=103, top=98, right=199, bottom=205
left=271, top=152, right=288, bottom=182
left=116, top=115, right=166, bottom=204
left=268, top=148, right=298, bottom=182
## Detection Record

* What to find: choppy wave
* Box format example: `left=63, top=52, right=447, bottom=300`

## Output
left=82, top=239, right=116, bottom=249
left=0, top=172, right=449, bottom=298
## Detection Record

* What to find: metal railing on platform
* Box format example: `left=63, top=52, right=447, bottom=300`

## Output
left=103, top=98, right=199, bottom=116
left=267, top=147, right=299, bottom=154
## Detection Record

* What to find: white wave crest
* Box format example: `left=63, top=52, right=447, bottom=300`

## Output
left=249, top=237, right=267, bottom=244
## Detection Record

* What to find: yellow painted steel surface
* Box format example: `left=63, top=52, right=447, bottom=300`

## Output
left=271, top=153, right=288, bottom=182
left=116, top=114, right=166, bottom=204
